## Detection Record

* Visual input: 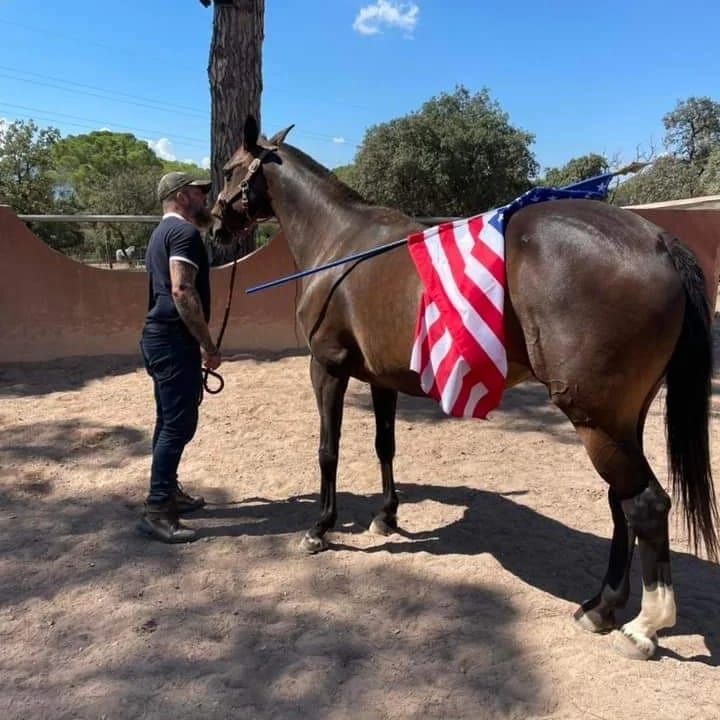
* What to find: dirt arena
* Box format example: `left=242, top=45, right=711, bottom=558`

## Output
left=2, top=327, right=720, bottom=720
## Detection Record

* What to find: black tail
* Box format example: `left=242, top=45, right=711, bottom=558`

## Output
left=665, top=237, right=719, bottom=561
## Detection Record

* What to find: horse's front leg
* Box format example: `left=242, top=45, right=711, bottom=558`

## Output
left=299, top=357, right=349, bottom=554
left=368, top=385, right=399, bottom=535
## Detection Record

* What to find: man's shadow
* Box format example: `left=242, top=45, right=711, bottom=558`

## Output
left=198, top=481, right=720, bottom=665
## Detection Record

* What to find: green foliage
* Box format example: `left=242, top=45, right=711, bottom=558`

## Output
left=255, top=222, right=278, bottom=247
left=52, top=131, right=165, bottom=258
left=663, top=97, right=720, bottom=164
left=699, top=147, right=720, bottom=195
left=52, top=131, right=163, bottom=207
left=612, top=96, right=720, bottom=204
left=611, top=156, right=702, bottom=206
left=347, top=86, right=537, bottom=216
left=0, top=119, right=59, bottom=211
left=538, top=153, right=609, bottom=189
left=161, top=158, right=211, bottom=178
left=331, top=164, right=359, bottom=190
left=0, top=119, right=84, bottom=251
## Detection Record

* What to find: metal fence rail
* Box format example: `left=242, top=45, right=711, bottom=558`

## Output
left=16, top=214, right=456, bottom=224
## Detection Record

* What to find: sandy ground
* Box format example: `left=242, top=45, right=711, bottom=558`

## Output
left=1, top=331, right=720, bottom=720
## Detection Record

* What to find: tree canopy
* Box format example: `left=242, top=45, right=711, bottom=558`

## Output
left=537, top=153, right=609, bottom=189
left=344, top=86, right=538, bottom=217
left=0, top=119, right=60, bottom=213
left=3, top=89, right=720, bottom=261
left=51, top=131, right=165, bottom=259
left=613, top=96, right=720, bottom=205
left=0, top=119, right=83, bottom=250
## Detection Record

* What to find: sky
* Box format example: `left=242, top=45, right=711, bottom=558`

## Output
left=0, top=0, right=718, bottom=174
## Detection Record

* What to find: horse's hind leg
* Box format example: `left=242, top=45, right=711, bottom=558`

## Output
left=615, top=479, right=676, bottom=659
left=573, top=424, right=676, bottom=659
left=299, top=357, right=349, bottom=554
left=574, top=486, right=636, bottom=634
left=368, top=385, right=399, bottom=535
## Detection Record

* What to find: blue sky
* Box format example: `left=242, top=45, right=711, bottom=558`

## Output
left=1, top=0, right=718, bottom=174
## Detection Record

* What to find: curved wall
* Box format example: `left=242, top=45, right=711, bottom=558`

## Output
left=0, top=206, right=304, bottom=363
left=1, top=205, right=719, bottom=364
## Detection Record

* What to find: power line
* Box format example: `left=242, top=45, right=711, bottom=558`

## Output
left=0, top=66, right=207, bottom=117
left=0, top=19, right=204, bottom=74
left=0, top=99, right=361, bottom=151
left=0, top=67, right=363, bottom=147
left=0, top=101, right=209, bottom=147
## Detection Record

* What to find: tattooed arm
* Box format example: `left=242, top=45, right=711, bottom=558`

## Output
left=170, top=259, right=220, bottom=364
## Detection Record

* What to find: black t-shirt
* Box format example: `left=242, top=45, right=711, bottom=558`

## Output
left=145, top=214, right=211, bottom=328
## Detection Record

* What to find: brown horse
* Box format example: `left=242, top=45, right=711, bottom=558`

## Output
left=211, top=116, right=718, bottom=660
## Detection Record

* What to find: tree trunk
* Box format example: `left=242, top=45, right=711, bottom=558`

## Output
left=208, top=0, right=264, bottom=259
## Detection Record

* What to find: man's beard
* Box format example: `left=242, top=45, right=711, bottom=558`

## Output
left=192, top=205, right=213, bottom=229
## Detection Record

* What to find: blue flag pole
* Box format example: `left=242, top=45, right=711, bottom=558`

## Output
left=245, top=236, right=410, bottom=294
left=244, top=165, right=644, bottom=295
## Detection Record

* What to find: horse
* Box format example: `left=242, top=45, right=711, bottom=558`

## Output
left=210, top=115, right=718, bottom=660
left=115, top=245, right=136, bottom=265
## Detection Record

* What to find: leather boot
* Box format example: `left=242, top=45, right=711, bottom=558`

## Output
left=137, top=501, right=198, bottom=543
left=172, top=483, right=206, bottom=514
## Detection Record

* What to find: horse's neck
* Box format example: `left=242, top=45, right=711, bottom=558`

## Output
left=267, top=157, right=358, bottom=270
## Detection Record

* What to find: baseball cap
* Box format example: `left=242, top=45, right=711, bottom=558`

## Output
left=157, top=171, right=212, bottom=201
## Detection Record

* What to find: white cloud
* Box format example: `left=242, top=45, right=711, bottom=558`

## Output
left=332, top=137, right=346, bottom=145
left=146, top=137, right=176, bottom=161
left=200, top=156, right=211, bottom=169
left=353, top=1, right=419, bottom=37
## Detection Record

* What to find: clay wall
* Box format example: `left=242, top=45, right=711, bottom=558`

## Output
left=2, top=205, right=719, bottom=364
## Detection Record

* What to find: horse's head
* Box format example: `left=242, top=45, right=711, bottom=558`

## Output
left=210, top=115, right=294, bottom=245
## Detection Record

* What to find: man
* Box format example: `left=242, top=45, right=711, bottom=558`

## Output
left=138, top=171, right=222, bottom=543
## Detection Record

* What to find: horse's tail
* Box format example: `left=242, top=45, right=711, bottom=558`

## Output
left=664, top=236, right=719, bottom=561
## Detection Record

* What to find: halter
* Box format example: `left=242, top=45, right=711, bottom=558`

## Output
left=201, top=145, right=278, bottom=399
left=216, top=145, right=277, bottom=225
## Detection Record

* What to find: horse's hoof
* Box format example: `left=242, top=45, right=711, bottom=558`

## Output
left=573, top=606, right=616, bottom=634
left=611, top=628, right=657, bottom=660
left=369, top=516, right=396, bottom=536
left=299, top=533, right=327, bottom=555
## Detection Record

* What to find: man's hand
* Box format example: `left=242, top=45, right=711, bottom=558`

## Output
left=202, top=347, right=222, bottom=371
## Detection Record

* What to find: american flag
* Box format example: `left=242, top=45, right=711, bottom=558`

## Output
left=407, top=174, right=614, bottom=419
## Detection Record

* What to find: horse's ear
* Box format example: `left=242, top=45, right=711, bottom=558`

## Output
left=243, top=115, right=260, bottom=150
left=267, top=124, right=295, bottom=147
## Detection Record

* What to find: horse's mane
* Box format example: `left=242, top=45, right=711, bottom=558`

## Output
left=278, top=142, right=369, bottom=206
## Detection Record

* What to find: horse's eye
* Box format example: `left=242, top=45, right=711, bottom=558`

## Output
left=223, top=168, right=233, bottom=181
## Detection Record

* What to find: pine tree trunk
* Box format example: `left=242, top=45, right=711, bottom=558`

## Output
left=208, top=0, right=264, bottom=259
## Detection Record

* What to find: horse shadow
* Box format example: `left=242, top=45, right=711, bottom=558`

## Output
left=346, top=379, right=575, bottom=440
left=198, top=481, right=720, bottom=665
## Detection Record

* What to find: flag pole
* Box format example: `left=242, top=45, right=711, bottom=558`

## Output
left=244, top=165, right=648, bottom=295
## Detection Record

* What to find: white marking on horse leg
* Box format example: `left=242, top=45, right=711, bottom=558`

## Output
left=618, top=581, right=676, bottom=658
left=575, top=584, right=619, bottom=633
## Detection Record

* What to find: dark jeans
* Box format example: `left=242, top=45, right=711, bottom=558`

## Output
left=140, top=324, right=202, bottom=505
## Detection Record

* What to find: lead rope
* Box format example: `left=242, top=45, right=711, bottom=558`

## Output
left=200, top=238, right=241, bottom=403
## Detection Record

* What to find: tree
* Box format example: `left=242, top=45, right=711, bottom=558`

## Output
left=346, top=86, right=537, bottom=217
left=611, top=96, right=720, bottom=205
left=332, top=164, right=359, bottom=189
left=611, top=156, right=701, bottom=206
left=699, top=147, right=720, bottom=195
left=538, top=153, right=609, bottom=189
left=52, top=131, right=165, bottom=262
left=161, top=159, right=210, bottom=176
left=663, top=97, right=720, bottom=164
left=0, top=119, right=84, bottom=251
left=203, top=0, right=264, bottom=257
left=0, top=119, right=59, bottom=211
